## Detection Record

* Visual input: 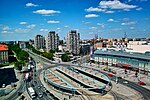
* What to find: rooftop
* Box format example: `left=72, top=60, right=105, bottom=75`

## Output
left=0, top=44, right=8, bottom=51
left=94, top=49, right=150, bottom=61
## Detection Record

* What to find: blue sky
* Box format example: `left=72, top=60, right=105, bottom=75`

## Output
left=0, top=0, right=150, bottom=41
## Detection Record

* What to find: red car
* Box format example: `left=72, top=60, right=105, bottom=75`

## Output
left=108, top=73, right=113, bottom=77
left=138, top=81, right=146, bottom=85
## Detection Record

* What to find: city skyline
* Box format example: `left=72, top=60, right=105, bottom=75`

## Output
left=0, top=0, right=150, bottom=41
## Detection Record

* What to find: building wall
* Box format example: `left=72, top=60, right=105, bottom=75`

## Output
left=66, top=30, right=80, bottom=55
left=127, top=44, right=150, bottom=53
left=93, top=54, right=150, bottom=72
left=34, top=35, right=45, bottom=50
left=46, top=31, right=59, bottom=52
left=0, top=50, right=8, bottom=64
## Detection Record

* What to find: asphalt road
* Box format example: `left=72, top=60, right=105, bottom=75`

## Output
left=7, top=79, right=25, bottom=100
left=91, top=68, right=150, bottom=100
left=25, top=60, right=55, bottom=100
left=28, top=50, right=150, bottom=100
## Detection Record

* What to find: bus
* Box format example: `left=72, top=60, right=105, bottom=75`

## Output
left=28, top=87, right=36, bottom=99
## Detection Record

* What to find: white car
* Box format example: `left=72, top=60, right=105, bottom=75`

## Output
left=38, top=92, right=43, bottom=98
left=123, top=81, right=128, bottom=84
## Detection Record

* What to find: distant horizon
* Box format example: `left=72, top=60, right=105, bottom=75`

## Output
left=0, top=0, right=150, bottom=41
left=0, top=35, right=149, bottom=42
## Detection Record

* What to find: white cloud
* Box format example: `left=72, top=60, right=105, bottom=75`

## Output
left=1, top=31, right=14, bottom=34
left=128, top=0, right=132, bottom=2
left=82, top=21, right=91, bottom=24
left=121, top=21, right=136, bottom=26
left=57, top=28, right=61, bottom=30
left=99, top=0, right=137, bottom=10
left=85, top=7, right=105, bottom=12
left=130, top=27, right=135, bottom=29
left=136, top=7, right=143, bottom=11
left=112, top=28, right=122, bottom=31
left=64, top=25, right=69, bottom=28
left=2, top=26, right=10, bottom=30
left=15, top=28, right=30, bottom=33
left=85, top=7, right=115, bottom=14
left=26, top=3, right=38, bottom=7
left=107, top=18, right=114, bottom=22
left=33, top=9, right=60, bottom=15
left=40, top=28, right=48, bottom=32
left=122, top=18, right=130, bottom=21
left=85, top=14, right=99, bottom=18
left=105, top=11, right=115, bottom=13
left=85, top=0, right=137, bottom=14
left=20, top=22, right=27, bottom=25
left=123, top=9, right=130, bottom=11
left=47, top=20, right=60, bottom=24
left=27, top=24, right=36, bottom=29
left=89, top=27, right=97, bottom=29
left=97, top=23, right=105, bottom=28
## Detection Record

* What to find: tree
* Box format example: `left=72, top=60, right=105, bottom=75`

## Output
left=18, top=50, right=29, bottom=62
left=14, top=62, right=23, bottom=71
left=49, top=50, right=55, bottom=53
left=42, top=52, right=54, bottom=60
left=61, top=54, right=70, bottom=62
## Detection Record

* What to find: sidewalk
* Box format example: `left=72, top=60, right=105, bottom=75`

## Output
left=83, top=63, right=150, bottom=90
left=81, top=63, right=145, bottom=100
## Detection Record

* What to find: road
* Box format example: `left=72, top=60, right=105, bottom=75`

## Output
left=25, top=59, right=57, bottom=100
left=28, top=50, right=150, bottom=100
left=89, top=67, right=150, bottom=100
left=7, top=78, right=25, bottom=100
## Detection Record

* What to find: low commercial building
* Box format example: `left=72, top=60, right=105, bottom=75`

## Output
left=91, top=49, right=150, bottom=74
left=0, top=44, right=9, bottom=64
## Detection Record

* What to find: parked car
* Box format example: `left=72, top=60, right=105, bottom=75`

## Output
left=138, top=81, right=146, bottom=85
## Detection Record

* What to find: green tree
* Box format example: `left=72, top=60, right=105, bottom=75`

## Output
left=49, top=50, right=55, bottom=53
left=17, top=50, right=29, bottom=62
left=42, top=52, right=54, bottom=60
left=61, top=54, right=70, bottom=62
left=14, top=61, right=24, bottom=71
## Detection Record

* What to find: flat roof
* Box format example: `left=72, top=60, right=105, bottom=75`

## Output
left=94, top=49, right=150, bottom=61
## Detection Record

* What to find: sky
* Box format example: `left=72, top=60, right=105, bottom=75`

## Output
left=0, top=0, right=150, bottom=41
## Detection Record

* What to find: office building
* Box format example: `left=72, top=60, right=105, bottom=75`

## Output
left=34, top=35, right=45, bottom=50
left=66, top=30, right=80, bottom=55
left=46, top=31, right=59, bottom=52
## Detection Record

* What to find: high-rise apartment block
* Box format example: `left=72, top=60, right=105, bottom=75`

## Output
left=34, top=35, right=45, bottom=50
left=46, top=31, right=59, bottom=52
left=66, top=30, right=80, bottom=55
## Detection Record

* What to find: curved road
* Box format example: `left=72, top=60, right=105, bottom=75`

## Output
left=28, top=51, right=150, bottom=100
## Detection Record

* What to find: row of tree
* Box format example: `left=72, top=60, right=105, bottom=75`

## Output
left=26, top=44, right=71, bottom=62
left=9, top=44, right=29, bottom=70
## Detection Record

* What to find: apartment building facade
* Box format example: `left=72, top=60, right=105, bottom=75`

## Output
left=34, top=35, right=45, bottom=50
left=66, top=30, right=80, bottom=55
left=46, top=31, right=59, bottom=52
